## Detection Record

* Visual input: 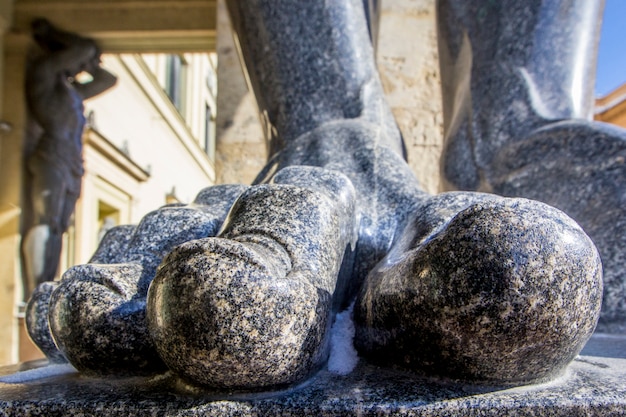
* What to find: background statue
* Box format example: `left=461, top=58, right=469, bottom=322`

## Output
left=20, top=18, right=117, bottom=301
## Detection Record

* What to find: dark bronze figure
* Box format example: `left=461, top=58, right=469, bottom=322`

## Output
left=20, top=19, right=117, bottom=300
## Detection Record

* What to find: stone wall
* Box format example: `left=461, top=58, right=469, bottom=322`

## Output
left=215, top=0, right=267, bottom=186
left=215, top=0, right=444, bottom=194
left=377, top=0, right=443, bottom=194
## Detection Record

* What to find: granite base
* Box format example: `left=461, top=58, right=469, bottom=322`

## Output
left=0, top=333, right=624, bottom=416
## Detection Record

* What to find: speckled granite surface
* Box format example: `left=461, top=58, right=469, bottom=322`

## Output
left=0, top=334, right=624, bottom=416
left=23, top=0, right=608, bottom=391
left=148, top=167, right=358, bottom=389
left=355, top=193, right=602, bottom=385
left=26, top=184, right=248, bottom=376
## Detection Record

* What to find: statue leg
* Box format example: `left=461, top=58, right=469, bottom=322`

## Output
left=437, top=0, right=626, bottom=332
left=21, top=156, right=72, bottom=298
left=227, top=0, right=427, bottom=296
left=21, top=225, right=52, bottom=293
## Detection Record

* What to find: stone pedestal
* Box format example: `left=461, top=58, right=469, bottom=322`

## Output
left=1, top=334, right=624, bottom=416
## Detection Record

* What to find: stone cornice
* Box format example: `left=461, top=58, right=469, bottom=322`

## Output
left=84, top=127, right=151, bottom=183
left=12, top=0, right=217, bottom=53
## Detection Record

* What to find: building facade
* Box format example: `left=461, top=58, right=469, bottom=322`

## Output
left=596, top=82, right=626, bottom=128
left=63, top=52, right=218, bottom=272
left=17, top=52, right=219, bottom=361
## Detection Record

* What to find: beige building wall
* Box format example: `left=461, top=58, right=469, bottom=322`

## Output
left=215, top=0, right=266, bottom=186
left=1, top=32, right=29, bottom=365
left=83, top=54, right=216, bottom=223
left=70, top=128, right=149, bottom=266
left=377, top=0, right=443, bottom=195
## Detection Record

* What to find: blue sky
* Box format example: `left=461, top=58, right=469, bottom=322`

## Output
left=596, top=0, right=626, bottom=97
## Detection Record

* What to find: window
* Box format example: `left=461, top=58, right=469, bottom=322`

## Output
left=205, top=103, right=216, bottom=161
left=166, top=54, right=186, bottom=112
left=60, top=216, right=76, bottom=276
left=97, top=201, right=120, bottom=245
left=205, top=63, right=217, bottom=97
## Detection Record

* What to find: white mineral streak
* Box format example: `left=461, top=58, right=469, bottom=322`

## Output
left=328, top=302, right=359, bottom=375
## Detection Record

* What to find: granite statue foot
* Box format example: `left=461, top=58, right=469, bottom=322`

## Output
left=355, top=193, right=602, bottom=385
left=24, top=0, right=611, bottom=392
left=49, top=262, right=164, bottom=375
left=26, top=184, right=247, bottom=375
left=147, top=166, right=357, bottom=389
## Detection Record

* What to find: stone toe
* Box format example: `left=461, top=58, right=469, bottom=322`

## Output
left=148, top=237, right=332, bottom=389
left=48, top=263, right=166, bottom=375
left=355, top=196, right=602, bottom=385
left=25, top=281, right=66, bottom=363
